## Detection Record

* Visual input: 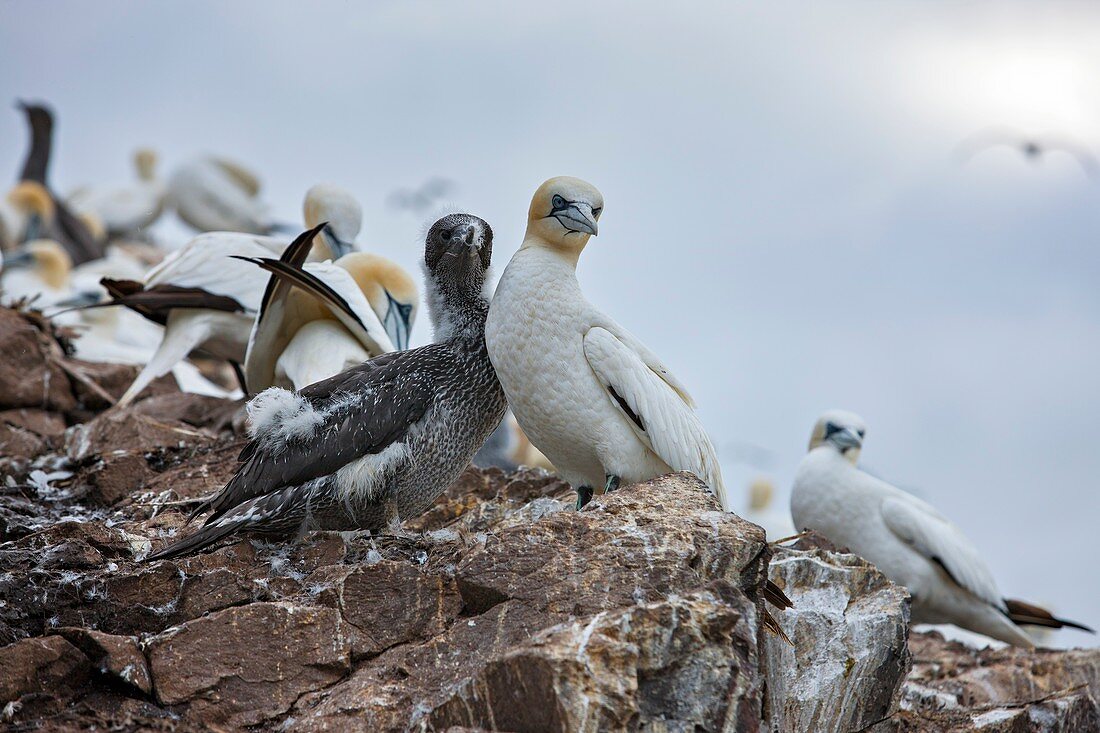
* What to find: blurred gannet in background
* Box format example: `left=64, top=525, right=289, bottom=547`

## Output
left=68, top=149, right=166, bottom=238
left=237, top=229, right=398, bottom=391
left=791, top=410, right=1093, bottom=647
left=167, top=155, right=283, bottom=234
left=148, top=213, right=506, bottom=560
left=743, top=476, right=796, bottom=540
left=8, top=102, right=104, bottom=264
left=485, top=177, right=729, bottom=511
left=101, top=185, right=362, bottom=406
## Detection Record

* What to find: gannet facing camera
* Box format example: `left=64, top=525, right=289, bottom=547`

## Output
left=148, top=213, right=506, bottom=560
left=68, top=148, right=166, bottom=237
left=791, top=410, right=1093, bottom=647
left=1, top=239, right=73, bottom=302
left=485, top=177, right=729, bottom=511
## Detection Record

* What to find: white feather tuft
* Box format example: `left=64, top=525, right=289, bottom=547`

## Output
left=246, top=387, right=325, bottom=445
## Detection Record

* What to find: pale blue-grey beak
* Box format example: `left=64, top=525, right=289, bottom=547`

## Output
left=829, top=427, right=863, bottom=453
left=554, top=202, right=598, bottom=236
left=321, top=225, right=355, bottom=259
left=382, top=291, right=413, bottom=351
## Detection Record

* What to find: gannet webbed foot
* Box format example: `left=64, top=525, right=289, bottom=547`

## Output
left=604, top=474, right=620, bottom=493
left=576, top=486, right=594, bottom=510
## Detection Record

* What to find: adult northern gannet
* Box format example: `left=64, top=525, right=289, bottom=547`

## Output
left=167, top=155, right=278, bottom=235
left=148, top=213, right=506, bottom=560
left=10, top=102, right=104, bottom=264
left=68, top=149, right=166, bottom=238
left=485, top=177, right=729, bottom=511
left=102, top=185, right=361, bottom=406
left=237, top=226, right=398, bottom=392
left=791, top=410, right=1093, bottom=647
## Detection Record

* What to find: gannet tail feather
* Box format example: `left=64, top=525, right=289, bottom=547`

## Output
left=99, top=278, right=246, bottom=326
left=1004, top=598, right=1094, bottom=633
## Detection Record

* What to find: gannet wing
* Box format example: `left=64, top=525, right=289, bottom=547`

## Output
left=879, top=492, right=1002, bottom=608
left=597, top=318, right=696, bottom=407
left=233, top=255, right=394, bottom=357
left=98, top=278, right=246, bottom=326
left=194, top=345, right=436, bottom=524
left=144, top=233, right=283, bottom=309
left=208, top=157, right=262, bottom=197
left=581, top=326, right=728, bottom=510
left=244, top=225, right=326, bottom=389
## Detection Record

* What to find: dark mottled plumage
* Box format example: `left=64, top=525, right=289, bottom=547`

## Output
left=149, top=213, right=506, bottom=560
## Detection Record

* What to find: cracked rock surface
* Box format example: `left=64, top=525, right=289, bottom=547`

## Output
left=0, top=305, right=1096, bottom=732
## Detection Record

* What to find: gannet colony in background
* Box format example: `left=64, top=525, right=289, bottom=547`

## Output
left=485, top=177, right=729, bottom=512
left=67, top=148, right=166, bottom=239
left=791, top=409, right=1093, bottom=647
left=100, top=185, right=363, bottom=406
left=167, top=155, right=282, bottom=235
left=149, top=213, right=506, bottom=560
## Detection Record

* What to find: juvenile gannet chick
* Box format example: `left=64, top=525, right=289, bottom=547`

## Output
left=167, top=155, right=277, bottom=235
left=148, top=213, right=506, bottom=560
left=68, top=148, right=166, bottom=237
left=791, top=410, right=1093, bottom=647
left=12, top=102, right=103, bottom=264
left=485, top=177, right=729, bottom=511
left=238, top=228, right=396, bottom=392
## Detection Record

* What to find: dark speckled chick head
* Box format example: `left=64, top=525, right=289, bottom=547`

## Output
left=423, top=213, right=494, bottom=339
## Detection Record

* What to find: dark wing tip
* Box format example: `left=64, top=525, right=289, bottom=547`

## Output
left=1004, top=598, right=1095, bottom=633
left=764, top=579, right=795, bottom=610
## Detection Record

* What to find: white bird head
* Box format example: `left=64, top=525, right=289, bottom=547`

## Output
left=748, top=476, right=775, bottom=511
left=524, top=177, right=604, bottom=259
left=4, top=239, right=72, bottom=290
left=336, top=253, right=419, bottom=351
left=134, top=148, right=158, bottom=182
left=303, top=184, right=362, bottom=259
left=809, top=409, right=867, bottom=465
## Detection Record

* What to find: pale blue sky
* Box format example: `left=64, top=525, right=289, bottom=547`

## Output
left=2, top=1, right=1098, bottom=645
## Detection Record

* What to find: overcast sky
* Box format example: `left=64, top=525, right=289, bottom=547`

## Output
left=2, top=1, right=1098, bottom=646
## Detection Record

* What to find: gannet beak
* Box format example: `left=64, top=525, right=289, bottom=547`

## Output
left=554, top=202, right=598, bottom=236
left=4, top=248, right=35, bottom=270
left=383, top=292, right=413, bottom=351
left=321, top=225, right=355, bottom=258
left=830, top=427, right=863, bottom=453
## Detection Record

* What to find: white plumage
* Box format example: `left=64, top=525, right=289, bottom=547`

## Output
left=485, top=176, right=728, bottom=509
left=791, top=410, right=1091, bottom=647
left=167, top=156, right=273, bottom=234
left=67, top=149, right=165, bottom=237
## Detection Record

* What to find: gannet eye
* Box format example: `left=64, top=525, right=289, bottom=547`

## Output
left=824, top=423, right=840, bottom=437
left=857, top=429, right=865, bottom=438
left=551, top=194, right=566, bottom=210
left=438, top=229, right=452, bottom=241
left=591, top=207, right=602, bottom=219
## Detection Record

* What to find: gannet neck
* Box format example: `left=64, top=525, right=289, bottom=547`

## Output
left=423, top=268, right=490, bottom=342
left=519, top=232, right=584, bottom=269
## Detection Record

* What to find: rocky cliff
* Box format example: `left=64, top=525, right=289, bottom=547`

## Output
left=0, top=306, right=1096, bottom=732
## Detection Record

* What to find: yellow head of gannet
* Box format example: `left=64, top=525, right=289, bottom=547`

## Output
left=336, top=252, right=419, bottom=350
left=77, top=210, right=107, bottom=244
left=4, top=239, right=73, bottom=290
left=523, top=176, right=603, bottom=264
left=748, top=476, right=775, bottom=512
left=303, top=183, right=361, bottom=259
left=134, top=148, right=158, bottom=182
left=7, top=181, right=56, bottom=241
left=808, top=409, right=866, bottom=465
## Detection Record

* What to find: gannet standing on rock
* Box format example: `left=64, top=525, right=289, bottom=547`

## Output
left=791, top=410, right=1093, bottom=647
left=167, top=155, right=278, bottom=235
left=485, top=177, right=729, bottom=511
left=148, top=213, right=506, bottom=560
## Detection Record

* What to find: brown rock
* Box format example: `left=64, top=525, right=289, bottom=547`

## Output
left=130, top=392, right=243, bottom=431
left=65, top=410, right=217, bottom=461
left=428, top=589, right=760, bottom=732
left=147, top=602, right=351, bottom=728
left=87, top=451, right=153, bottom=504
left=0, top=308, right=75, bottom=412
left=66, top=357, right=178, bottom=408
left=0, top=635, right=90, bottom=705
left=58, top=627, right=152, bottom=695
left=882, top=631, right=1100, bottom=731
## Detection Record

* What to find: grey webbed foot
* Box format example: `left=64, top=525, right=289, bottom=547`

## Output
left=576, top=486, right=594, bottom=510
left=604, top=474, right=620, bottom=493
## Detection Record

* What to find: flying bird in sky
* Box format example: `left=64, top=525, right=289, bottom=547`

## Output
left=386, top=177, right=456, bottom=215
left=955, top=126, right=1099, bottom=180
left=790, top=409, right=1092, bottom=647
